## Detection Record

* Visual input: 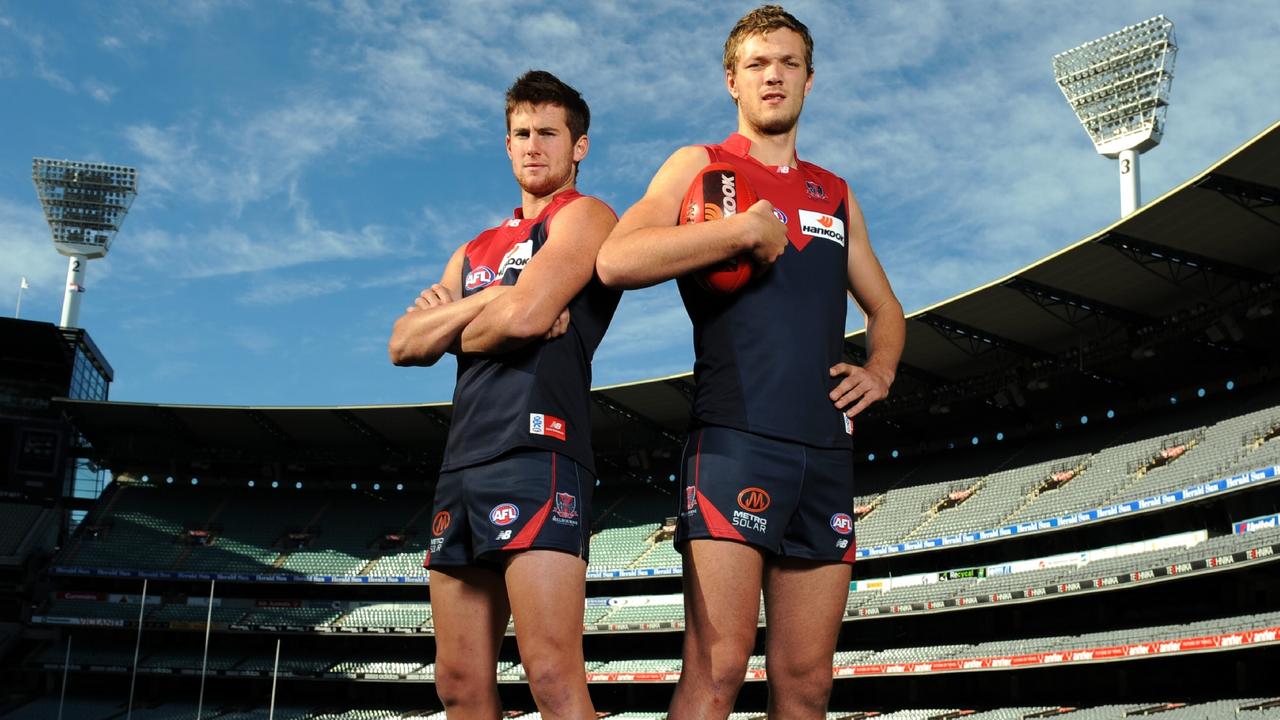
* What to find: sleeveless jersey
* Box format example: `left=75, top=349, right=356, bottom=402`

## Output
left=440, top=190, right=620, bottom=473
left=677, top=133, right=853, bottom=449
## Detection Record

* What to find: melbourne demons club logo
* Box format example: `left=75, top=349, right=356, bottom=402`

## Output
left=553, top=492, right=578, bottom=520
left=737, top=487, right=771, bottom=513
left=805, top=180, right=827, bottom=200
left=465, top=266, right=496, bottom=291
left=432, top=511, right=451, bottom=536
left=489, top=503, right=520, bottom=526
left=830, top=513, right=853, bottom=535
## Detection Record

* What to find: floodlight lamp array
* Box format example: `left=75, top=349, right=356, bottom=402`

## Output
left=1052, top=16, right=1176, bottom=158
left=32, top=158, right=139, bottom=259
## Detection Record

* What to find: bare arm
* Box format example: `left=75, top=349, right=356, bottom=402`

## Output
left=595, top=145, right=788, bottom=289
left=829, top=187, right=906, bottom=417
left=387, top=244, right=510, bottom=367
left=459, top=196, right=617, bottom=354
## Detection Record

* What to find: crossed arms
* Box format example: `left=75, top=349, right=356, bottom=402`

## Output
left=388, top=197, right=617, bottom=367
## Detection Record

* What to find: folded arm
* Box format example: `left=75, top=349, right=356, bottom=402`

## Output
left=595, top=146, right=787, bottom=289
left=460, top=196, right=617, bottom=354
left=387, top=245, right=510, bottom=367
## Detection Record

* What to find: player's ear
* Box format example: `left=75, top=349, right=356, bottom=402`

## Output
left=726, top=69, right=739, bottom=103
left=573, top=134, right=589, bottom=163
left=505, top=133, right=514, bottom=160
left=803, top=70, right=814, bottom=97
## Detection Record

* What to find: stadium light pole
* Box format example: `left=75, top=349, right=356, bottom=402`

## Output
left=196, top=579, right=216, bottom=720
left=31, top=159, right=138, bottom=328
left=1052, top=16, right=1177, bottom=217
left=126, top=578, right=147, bottom=720
left=57, top=634, right=71, bottom=720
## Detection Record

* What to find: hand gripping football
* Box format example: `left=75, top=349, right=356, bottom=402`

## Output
left=678, top=162, right=759, bottom=294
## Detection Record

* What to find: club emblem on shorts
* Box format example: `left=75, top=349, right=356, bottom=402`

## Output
left=432, top=511, right=451, bottom=536
left=529, top=413, right=566, bottom=441
left=737, top=487, right=771, bottom=513
left=489, top=503, right=520, bottom=526
left=805, top=180, right=827, bottom=200
left=553, top=492, right=578, bottom=520
left=685, top=486, right=697, bottom=511
left=830, top=513, right=854, bottom=535
left=843, top=414, right=853, bottom=436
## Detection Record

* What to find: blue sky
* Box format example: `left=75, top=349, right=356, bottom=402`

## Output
left=2, top=1, right=1278, bottom=407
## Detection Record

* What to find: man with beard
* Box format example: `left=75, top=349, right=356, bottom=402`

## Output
left=596, top=6, right=905, bottom=718
left=389, top=70, right=617, bottom=720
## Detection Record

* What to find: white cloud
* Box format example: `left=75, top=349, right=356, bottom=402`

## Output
left=237, top=276, right=349, bottom=306
left=122, top=219, right=390, bottom=279
left=0, top=198, right=68, bottom=317
left=82, top=79, right=117, bottom=103
left=124, top=94, right=367, bottom=210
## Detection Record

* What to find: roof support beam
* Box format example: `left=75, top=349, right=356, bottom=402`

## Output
left=245, top=409, right=295, bottom=448
left=593, top=394, right=685, bottom=446
left=334, top=409, right=402, bottom=455
left=413, top=406, right=452, bottom=431
left=843, top=338, right=947, bottom=386
left=1002, top=277, right=1150, bottom=330
left=916, top=313, right=1052, bottom=362
left=1195, top=173, right=1280, bottom=211
left=1097, top=232, right=1269, bottom=287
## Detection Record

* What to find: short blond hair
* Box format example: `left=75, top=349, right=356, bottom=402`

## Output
left=723, top=5, right=814, bottom=75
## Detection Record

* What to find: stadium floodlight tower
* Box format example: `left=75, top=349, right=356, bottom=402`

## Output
left=1052, top=15, right=1177, bottom=217
left=32, top=158, right=138, bottom=328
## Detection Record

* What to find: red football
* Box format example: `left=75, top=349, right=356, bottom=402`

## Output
left=678, top=162, right=759, bottom=294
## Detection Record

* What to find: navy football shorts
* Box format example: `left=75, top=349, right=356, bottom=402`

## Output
left=424, top=448, right=593, bottom=569
left=677, top=425, right=857, bottom=564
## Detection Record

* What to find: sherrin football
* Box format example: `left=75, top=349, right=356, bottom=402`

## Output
left=678, top=162, right=759, bottom=294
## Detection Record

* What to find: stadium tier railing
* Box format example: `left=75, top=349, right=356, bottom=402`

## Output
left=32, top=523, right=1280, bottom=635
left=46, top=404, right=1280, bottom=583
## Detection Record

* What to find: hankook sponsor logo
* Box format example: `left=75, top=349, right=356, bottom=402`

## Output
left=798, top=209, right=845, bottom=246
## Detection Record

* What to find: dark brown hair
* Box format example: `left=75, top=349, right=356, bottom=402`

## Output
left=723, top=5, right=814, bottom=75
left=505, top=70, right=591, bottom=142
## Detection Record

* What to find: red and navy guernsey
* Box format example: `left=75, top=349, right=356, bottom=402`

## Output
left=440, top=190, right=620, bottom=474
left=677, top=133, right=854, bottom=450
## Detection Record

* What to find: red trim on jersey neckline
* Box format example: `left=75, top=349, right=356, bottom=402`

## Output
left=719, top=132, right=799, bottom=173
left=511, top=188, right=584, bottom=222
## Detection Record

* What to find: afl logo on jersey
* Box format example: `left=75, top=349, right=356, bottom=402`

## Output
left=489, top=503, right=520, bottom=526
left=737, top=487, right=771, bottom=513
left=773, top=208, right=787, bottom=224
left=465, top=266, right=496, bottom=291
left=432, top=511, right=451, bottom=536
left=830, top=513, right=853, bottom=535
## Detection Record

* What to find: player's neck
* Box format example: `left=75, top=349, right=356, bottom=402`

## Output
left=736, top=121, right=799, bottom=167
left=520, top=178, right=576, bottom=219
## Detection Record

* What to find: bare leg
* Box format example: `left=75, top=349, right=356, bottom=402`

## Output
left=668, top=539, right=765, bottom=720
left=504, top=550, right=595, bottom=719
left=763, top=558, right=851, bottom=719
left=429, top=565, right=510, bottom=719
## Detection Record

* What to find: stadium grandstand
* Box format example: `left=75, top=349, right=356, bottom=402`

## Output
left=2, top=118, right=1279, bottom=717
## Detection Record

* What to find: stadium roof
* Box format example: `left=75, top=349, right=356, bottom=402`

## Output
left=58, top=121, right=1280, bottom=481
